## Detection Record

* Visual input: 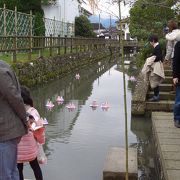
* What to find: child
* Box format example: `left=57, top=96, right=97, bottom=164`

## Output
left=17, top=86, right=45, bottom=180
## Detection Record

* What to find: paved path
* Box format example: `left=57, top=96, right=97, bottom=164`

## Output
left=152, top=112, right=180, bottom=180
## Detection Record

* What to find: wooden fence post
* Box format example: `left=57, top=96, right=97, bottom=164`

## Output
left=64, top=35, right=67, bottom=54
left=58, top=35, right=61, bottom=55
left=13, top=36, right=17, bottom=63
left=53, top=16, right=56, bottom=36
left=50, top=34, right=52, bottom=56
left=13, top=6, right=17, bottom=63
left=70, top=36, right=73, bottom=53
left=28, top=10, right=33, bottom=61
left=3, top=4, right=6, bottom=36
left=39, top=36, right=43, bottom=57
left=28, top=33, right=32, bottom=61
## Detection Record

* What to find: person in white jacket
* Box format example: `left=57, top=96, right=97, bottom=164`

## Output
left=165, top=20, right=180, bottom=62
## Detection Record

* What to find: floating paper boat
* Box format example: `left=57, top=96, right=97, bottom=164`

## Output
left=75, top=73, right=80, bottom=80
left=66, top=102, right=76, bottom=110
left=46, top=100, right=54, bottom=108
left=129, top=76, right=137, bottom=82
left=56, top=96, right=64, bottom=102
left=101, top=102, right=110, bottom=111
left=90, top=101, right=99, bottom=110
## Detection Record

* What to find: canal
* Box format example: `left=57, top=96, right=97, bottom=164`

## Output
left=24, top=56, right=157, bottom=180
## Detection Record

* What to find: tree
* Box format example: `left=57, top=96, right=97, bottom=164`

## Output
left=75, top=15, right=96, bottom=37
left=129, top=0, right=175, bottom=41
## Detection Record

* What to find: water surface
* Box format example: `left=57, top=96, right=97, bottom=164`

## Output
left=24, top=57, right=156, bottom=180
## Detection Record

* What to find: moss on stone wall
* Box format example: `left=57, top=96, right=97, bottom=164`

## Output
left=12, top=48, right=115, bottom=87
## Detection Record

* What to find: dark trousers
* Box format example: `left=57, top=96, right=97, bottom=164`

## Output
left=174, top=85, right=180, bottom=121
left=17, top=157, right=43, bottom=180
left=154, top=86, right=159, bottom=97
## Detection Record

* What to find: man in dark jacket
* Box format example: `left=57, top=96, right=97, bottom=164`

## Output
left=173, top=41, right=180, bottom=128
left=0, top=60, right=27, bottom=180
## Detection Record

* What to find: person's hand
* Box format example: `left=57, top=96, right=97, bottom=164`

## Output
left=27, top=118, right=35, bottom=128
left=164, top=59, right=169, bottom=64
left=173, top=78, right=179, bottom=85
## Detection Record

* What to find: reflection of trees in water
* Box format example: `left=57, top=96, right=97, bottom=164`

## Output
left=114, top=53, right=139, bottom=91
left=131, top=117, right=158, bottom=180
left=31, top=58, right=116, bottom=155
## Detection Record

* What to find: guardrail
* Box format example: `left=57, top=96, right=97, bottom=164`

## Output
left=0, top=35, right=142, bottom=63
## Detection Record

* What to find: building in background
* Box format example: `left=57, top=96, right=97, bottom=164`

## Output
left=116, top=17, right=130, bottom=40
left=41, top=0, right=92, bottom=37
left=42, top=0, right=89, bottom=37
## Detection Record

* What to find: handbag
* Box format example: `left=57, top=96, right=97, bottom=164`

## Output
left=37, top=144, right=47, bottom=164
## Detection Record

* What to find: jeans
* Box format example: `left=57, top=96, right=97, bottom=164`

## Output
left=174, top=85, right=180, bottom=121
left=0, top=138, right=20, bottom=180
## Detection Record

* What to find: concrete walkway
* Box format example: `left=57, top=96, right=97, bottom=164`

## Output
left=152, top=112, right=180, bottom=180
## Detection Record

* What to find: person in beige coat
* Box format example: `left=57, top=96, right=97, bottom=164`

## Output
left=145, top=35, right=164, bottom=101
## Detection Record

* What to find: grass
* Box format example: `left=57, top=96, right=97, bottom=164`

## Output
left=0, top=47, right=85, bottom=64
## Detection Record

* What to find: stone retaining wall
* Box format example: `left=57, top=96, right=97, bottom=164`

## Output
left=131, top=73, right=149, bottom=115
left=12, top=48, right=116, bottom=87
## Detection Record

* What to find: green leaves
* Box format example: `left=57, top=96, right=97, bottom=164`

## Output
left=129, top=0, right=175, bottom=41
left=75, top=15, right=95, bottom=37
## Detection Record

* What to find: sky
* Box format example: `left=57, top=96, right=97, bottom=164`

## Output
left=82, top=0, right=131, bottom=19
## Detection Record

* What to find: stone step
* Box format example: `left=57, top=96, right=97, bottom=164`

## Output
left=164, top=76, right=172, bottom=84
left=103, top=147, right=138, bottom=180
left=164, top=70, right=172, bottom=76
left=164, top=64, right=171, bottom=70
left=146, top=100, right=174, bottom=112
left=147, top=92, right=175, bottom=100
left=159, top=84, right=173, bottom=92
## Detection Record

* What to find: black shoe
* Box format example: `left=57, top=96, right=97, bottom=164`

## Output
left=148, top=96, right=159, bottom=102
left=174, top=121, right=180, bottom=128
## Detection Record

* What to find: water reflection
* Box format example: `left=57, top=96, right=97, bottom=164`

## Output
left=23, top=55, right=156, bottom=180
left=131, top=117, right=157, bottom=180
left=31, top=59, right=116, bottom=154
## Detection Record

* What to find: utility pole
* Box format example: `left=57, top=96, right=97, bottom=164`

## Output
left=118, top=0, right=128, bottom=180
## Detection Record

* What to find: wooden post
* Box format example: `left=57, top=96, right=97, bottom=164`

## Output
left=39, top=36, right=43, bottom=57
left=28, top=33, right=32, bottom=61
left=58, top=35, right=61, bottom=55
left=50, top=34, right=52, bottom=56
left=13, top=6, right=17, bottom=63
left=13, top=35, right=17, bottom=63
left=75, top=38, right=78, bottom=53
left=3, top=4, right=6, bottom=36
left=70, top=36, right=73, bottom=53
left=64, top=35, right=67, bottom=54
left=53, top=16, right=56, bottom=36
left=28, top=10, right=33, bottom=61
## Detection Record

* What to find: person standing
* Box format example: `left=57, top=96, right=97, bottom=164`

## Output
left=17, top=86, right=45, bottom=180
left=164, top=20, right=180, bottom=63
left=0, top=60, right=27, bottom=180
left=148, top=35, right=164, bottom=101
left=172, top=41, right=180, bottom=127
